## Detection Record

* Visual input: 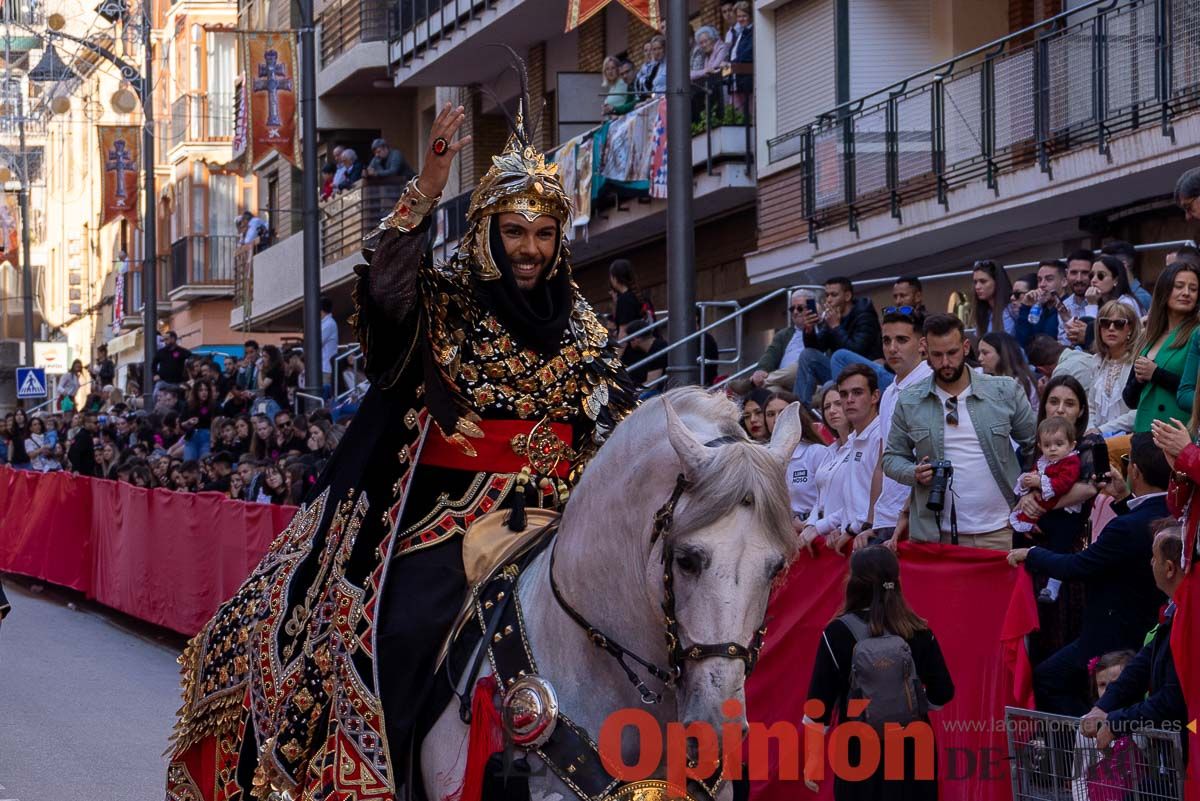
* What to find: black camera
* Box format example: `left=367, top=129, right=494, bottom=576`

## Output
left=926, top=460, right=954, bottom=512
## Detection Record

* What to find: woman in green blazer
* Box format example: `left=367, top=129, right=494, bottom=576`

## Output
left=1123, top=260, right=1200, bottom=432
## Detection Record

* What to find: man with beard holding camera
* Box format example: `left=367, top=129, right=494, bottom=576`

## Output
left=883, top=314, right=1037, bottom=550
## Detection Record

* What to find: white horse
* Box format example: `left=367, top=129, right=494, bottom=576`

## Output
left=420, top=387, right=802, bottom=801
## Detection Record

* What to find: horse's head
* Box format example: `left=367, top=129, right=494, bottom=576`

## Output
left=658, top=394, right=801, bottom=745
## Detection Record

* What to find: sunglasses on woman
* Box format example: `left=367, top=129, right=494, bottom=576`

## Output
left=1098, top=318, right=1129, bottom=330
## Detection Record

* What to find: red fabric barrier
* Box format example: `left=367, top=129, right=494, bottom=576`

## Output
left=747, top=542, right=1039, bottom=801
left=0, top=468, right=94, bottom=593
left=1170, top=572, right=1199, bottom=800
left=0, top=465, right=295, bottom=636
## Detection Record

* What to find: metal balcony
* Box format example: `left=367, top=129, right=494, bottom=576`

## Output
left=768, top=0, right=1200, bottom=242
left=320, top=179, right=405, bottom=265
left=389, top=0, right=563, bottom=86
left=166, top=235, right=238, bottom=300
left=320, top=0, right=391, bottom=68
left=428, top=94, right=757, bottom=266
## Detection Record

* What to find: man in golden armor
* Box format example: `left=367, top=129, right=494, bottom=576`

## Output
left=166, top=102, right=634, bottom=801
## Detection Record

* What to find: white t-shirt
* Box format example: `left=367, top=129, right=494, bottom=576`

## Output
left=838, top=415, right=884, bottom=534
left=933, top=384, right=1013, bottom=535
left=805, top=415, right=883, bottom=536
left=873, top=362, right=933, bottom=529
left=786, top=441, right=826, bottom=517
left=806, top=439, right=852, bottom=536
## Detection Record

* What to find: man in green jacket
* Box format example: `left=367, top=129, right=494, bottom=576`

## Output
left=883, top=314, right=1037, bottom=549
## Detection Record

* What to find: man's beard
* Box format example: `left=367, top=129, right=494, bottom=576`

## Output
left=1073, top=280, right=1089, bottom=296
left=511, top=259, right=547, bottom=290
left=937, top=361, right=966, bottom=384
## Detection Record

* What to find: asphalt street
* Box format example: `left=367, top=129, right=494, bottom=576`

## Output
left=0, top=578, right=186, bottom=801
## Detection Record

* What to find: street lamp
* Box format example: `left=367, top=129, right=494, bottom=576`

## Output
left=29, top=11, right=157, bottom=409
left=0, top=79, right=37, bottom=368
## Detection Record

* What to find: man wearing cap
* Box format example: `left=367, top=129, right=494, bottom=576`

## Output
left=366, top=137, right=414, bottom=179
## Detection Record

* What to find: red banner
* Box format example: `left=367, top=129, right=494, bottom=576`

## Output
left=243, top=33, right=299, bottom=166
left=0, top=192, right=19, bottom=265
left=98, top=125, right=140, bottom=228
left=747, top=542, right=1040, bottom=801
left=0, top=466, right=295, bottom=635
left=565, top=0, right=660, bottom=32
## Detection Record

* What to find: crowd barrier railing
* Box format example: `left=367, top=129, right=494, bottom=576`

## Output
left=1003, top=707, right=1184, bottom=801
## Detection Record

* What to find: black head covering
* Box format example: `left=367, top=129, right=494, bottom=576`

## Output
left=477, top=216, right=573, bottom=355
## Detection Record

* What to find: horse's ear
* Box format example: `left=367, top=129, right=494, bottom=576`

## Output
left=663, top=397, right=710, bottom=477
left=767, top=402, right=804, bottom=464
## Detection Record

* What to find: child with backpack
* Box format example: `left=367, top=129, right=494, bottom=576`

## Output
left=804, top=546, right=955, bottom=800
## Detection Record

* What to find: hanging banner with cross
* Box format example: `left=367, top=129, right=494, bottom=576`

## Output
left=565, top=0, right=660, bottom=32
left=0, top=192, right=20, bottom=265
left=243, top=32, right=299, bottom=166
left=98, top=125, right=140, bottom=228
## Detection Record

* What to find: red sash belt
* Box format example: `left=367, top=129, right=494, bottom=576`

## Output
left=418, top=418, right=574, bottom=478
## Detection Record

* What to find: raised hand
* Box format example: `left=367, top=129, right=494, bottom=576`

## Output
left=1133, top=355, right=1156, bottom=383
left=1151, top=417, right=1192, bottom=466
left=417, top=103, right=473, bottom=199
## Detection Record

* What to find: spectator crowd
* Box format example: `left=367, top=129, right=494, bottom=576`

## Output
left=321, top=138, right=414, bottom=201
left=1, top=298, right=351, bottom=507
left=725, top=164, right=1200, bottom=798
left=599, top=0, right=754, bottom=125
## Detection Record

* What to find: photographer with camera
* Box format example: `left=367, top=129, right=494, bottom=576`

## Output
left=883, top=314, right=1036, bottom=550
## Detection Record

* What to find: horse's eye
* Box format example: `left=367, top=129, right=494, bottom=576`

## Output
left=741, top=493, right=754, bottom=507
left=675, top=551, right=703, bottom=576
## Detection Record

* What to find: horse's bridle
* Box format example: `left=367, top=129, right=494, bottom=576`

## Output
left=549, top=468, right=768, bottom=704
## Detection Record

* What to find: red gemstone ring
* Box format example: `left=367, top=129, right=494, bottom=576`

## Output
left=431, top=137, right=449, bottom=156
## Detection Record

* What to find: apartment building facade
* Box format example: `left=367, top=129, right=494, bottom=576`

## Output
left=231, top=0, right=424, bottom=334
left=387, top=0, right=757, bottom=314
left=235, top=0, right=760, bottom=349
left=150, top=0, right=256, bottom=354
left=16, top=5, right=146, bottom=390
left=748, top=0, right=1200, bottom=316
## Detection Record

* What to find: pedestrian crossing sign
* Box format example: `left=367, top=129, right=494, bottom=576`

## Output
left=16, top=366, right=47, bottom=399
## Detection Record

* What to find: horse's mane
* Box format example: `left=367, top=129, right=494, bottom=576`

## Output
left=617, top=388, right=798, bottom=561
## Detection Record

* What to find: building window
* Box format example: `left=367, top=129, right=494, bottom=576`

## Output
left=209, top=173, right=238, bottom=236
left=207, top=31, right=237, bottom=138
